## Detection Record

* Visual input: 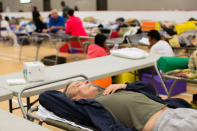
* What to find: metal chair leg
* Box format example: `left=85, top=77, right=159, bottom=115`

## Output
left=9, top=99, right=13, bottom=113
left=154, top=61, right=169, bottom=97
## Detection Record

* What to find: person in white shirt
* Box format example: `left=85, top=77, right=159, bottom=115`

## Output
left=148, top=30, right=174, bottom=56
left=139, top=30, right=174, bottom=80
left=0, top=14, right=18, bottom=46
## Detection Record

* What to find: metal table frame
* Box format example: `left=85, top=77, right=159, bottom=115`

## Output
left=18, top=33, right=94, bottom=63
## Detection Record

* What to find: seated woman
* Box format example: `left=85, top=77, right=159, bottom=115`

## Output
left=39, top=81, right=196, bottom=131
left=0, top=14, right=19, bottom=46
left=87, top=33, right=112, bottom=88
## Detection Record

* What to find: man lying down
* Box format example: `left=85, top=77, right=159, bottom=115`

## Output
left=39, top=81, right=197, bottom=131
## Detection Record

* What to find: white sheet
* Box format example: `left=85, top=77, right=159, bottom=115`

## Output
left=110, top=47, right=149, bottom=59
left=36, top=105, right=93, bottom=131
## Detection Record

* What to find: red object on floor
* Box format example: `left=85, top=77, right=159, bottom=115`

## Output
left=110, top=31, right=119, bottom=38
left=59, top=38, right=94, bottom=53
left=60, top=40, right=87, bottom=53
left=59, top=41, right=84, bottom=53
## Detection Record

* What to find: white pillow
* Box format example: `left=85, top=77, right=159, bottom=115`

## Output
left=110, top=48, right=149, bottom=59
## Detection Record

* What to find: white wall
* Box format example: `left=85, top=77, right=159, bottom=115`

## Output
left=0, top=0, right=96, bottom=12
left=1, top=0, right=197, bottom=12
left=108, top=0, right=197, bottom=10
left=2, top=11, right=197, bottom=23
left=51, top=0, right=96, bottom=11
left=1, top=0, right=43, bottom=12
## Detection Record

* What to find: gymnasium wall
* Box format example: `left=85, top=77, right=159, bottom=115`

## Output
left=108, top=0, right=197, bottom=10
left=0, top=0, right=197, bottom=12
left=2, top=11, right=197, bottom=23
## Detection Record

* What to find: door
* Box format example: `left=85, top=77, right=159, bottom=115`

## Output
left=0, top=2, right=3, bottom=12
left=43, top=0, right=51, bottom=11
left=97, top=0, right=107, bottom=10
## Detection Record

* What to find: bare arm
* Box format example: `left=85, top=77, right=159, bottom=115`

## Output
left=53, top=26, right=64, bottom=30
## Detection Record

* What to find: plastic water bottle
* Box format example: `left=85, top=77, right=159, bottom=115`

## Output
left=113, top=43, right=119, bottom=50
left=75, top=57, right=79, bottom=61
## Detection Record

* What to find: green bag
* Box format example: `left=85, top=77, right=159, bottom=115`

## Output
left=158, top=56, right=189, bottom=72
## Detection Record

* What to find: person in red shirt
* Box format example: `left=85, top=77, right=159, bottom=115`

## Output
left=60, top=8, right=88, bottom=53
left=87, top=33, right=108, bottom=59
left=87, top=34, right=112, bottom=88
left=65, top=9, right=87, bottom=36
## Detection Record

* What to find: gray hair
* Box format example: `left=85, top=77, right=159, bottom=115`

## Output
left=63, top=81, right=75, bottom=99
left=51, top=9, right=58, bottom=14
left=63, top=80, right=96, bottom=100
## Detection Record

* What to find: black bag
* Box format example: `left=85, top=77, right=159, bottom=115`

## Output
left=41, top=55, right=66, bottom=66
left=18, top=38, right=30, bottom=45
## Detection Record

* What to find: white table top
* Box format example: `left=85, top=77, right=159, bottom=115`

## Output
left=0, top=109, right=51, bottom=131
left=0, top=54, right=161, bottom=97
left=0, top=88, right=12, bottom=102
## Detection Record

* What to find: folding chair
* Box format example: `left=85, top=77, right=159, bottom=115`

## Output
left=78, top=36, right=94, bottom=56
left=154, top=56, right=189, bottom=97
left=126, top=32, right=148, bottom=47
left=17, top=32, right=33, bottom=62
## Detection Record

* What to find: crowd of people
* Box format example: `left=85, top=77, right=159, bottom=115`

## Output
left=0, top=0, right=196, bottom=51
left=0, top=1, right=84, bottom=46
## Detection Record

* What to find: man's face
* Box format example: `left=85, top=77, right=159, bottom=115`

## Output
left=66, top=81, right=98, bottom=100
left=67, top=14, right=71, bottom=18
left=51, top=11, right=58, bottom=20
left=148, top=37, right=156, bottom=46
left=31, top=7, right=34, bottom=11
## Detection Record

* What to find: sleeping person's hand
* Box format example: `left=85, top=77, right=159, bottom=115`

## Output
left=103, top=84, right=127, bottom=95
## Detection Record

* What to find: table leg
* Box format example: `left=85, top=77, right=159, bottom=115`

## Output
left=9, top=99, right=13, bottom=113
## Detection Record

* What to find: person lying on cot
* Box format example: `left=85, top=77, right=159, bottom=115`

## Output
left=39, top=81, right=196, bottom=131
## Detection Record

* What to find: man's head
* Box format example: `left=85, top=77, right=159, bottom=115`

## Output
left=67, top=8, right=74, bottom=18
left=51, top=9, right=58, bottom=20
left=5, top=16, right=9, bottom=22
left=31, top=6, right=37, bottom=12
left=148, top=30, right=161, bottom=46
left=61, top=1, right=66, bottom=7
left=95, top=33, right=107, bottom=47
left=64, top=81, right=98, bottom=100
left=116, top=17, right=125, bottom=25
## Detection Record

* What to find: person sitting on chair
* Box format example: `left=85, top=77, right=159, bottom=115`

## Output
left=40, top=81, right=196, bottom=131
left=43, top=9, right=65, bottom=33
left=59, top=8, right=87, bottom=53
left=65, top=8, right=87, bottom=36
left=87, top=33, right=112, bottom=88
left=138, top=30, right=174, bottom=79
left=87, top=33, right=108, bottom=59
left=148, top=30, right=174, bottom=56
left=0, top=14, right=19, bottom=46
